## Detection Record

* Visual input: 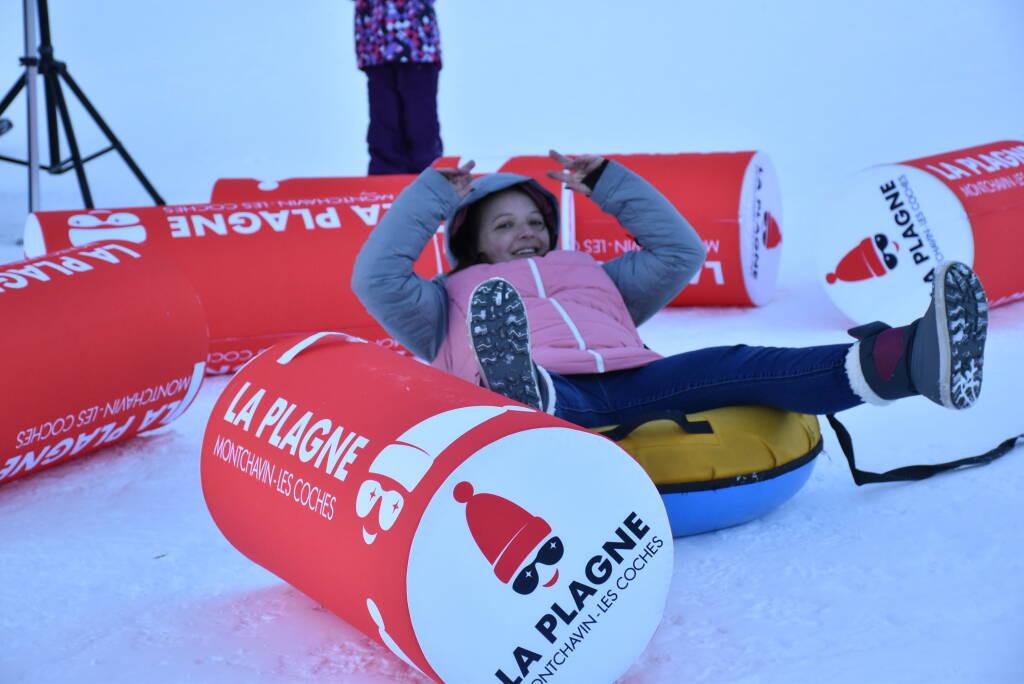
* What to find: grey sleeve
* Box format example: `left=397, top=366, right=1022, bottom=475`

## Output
left=594, top=160, right=707, bottom=325
left=351, top=168, right=458, bottom=361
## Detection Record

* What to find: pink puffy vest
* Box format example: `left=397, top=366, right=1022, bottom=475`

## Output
left=433, top=250, right=663, bottom=384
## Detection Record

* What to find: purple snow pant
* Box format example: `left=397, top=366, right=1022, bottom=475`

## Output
left=364, top=63, right=442, bottom=175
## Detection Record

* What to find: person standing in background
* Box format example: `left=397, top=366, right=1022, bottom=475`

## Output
left=354, top=0, right=443, bottom=175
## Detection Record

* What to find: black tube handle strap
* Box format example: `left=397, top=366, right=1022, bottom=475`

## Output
left=598, top=410, right=714, bottom=443
left=825, top=414, right=1023, bottom=486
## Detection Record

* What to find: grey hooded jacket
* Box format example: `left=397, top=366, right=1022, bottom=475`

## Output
left=351, top=159, right=706, bottom=362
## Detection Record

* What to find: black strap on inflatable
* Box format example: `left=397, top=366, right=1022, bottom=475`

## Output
left=825, top=413, right=1022, bottom=486
left=599, top=410, right=714, bottom=442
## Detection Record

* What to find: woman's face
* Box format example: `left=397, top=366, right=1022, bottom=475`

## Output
left=474, top=190, right=551, bottom=264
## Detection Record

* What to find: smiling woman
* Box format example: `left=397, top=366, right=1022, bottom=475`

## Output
left=473, top=190, right=552, bottom=265
left=442, top=157, right=565, bottom=272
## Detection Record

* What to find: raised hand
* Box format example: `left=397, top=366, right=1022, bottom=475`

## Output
left=436, top=159, right=476, bottom=198
left=546, top=149, right=606, bottom=196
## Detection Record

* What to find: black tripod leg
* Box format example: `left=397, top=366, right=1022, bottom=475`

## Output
left=42, top=63, right=61, bottom=170
left=50, top=72, right=94, bottom=207
left=58, top=69, right=165, bottom=205
left=0, top=74, right=27, bottom=117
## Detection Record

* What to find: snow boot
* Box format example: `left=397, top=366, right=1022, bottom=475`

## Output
left=846, top=261, right=988, bottom=409
left=468, top=277, right=554, bottom=413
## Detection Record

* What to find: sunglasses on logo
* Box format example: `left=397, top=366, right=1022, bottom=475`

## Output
left=512, top=536, right=564, bottom=595
left=873, top=233, right=898, bottom=270
left=355, top=478, right=405, bottom=542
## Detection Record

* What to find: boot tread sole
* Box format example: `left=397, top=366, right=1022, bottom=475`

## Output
left=468, top=278, right=542, bottom=410
left=940, top=263, right=987, bottom=409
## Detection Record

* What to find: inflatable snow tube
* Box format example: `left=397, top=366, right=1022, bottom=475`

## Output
left=598, top=407, right=821, bottom=537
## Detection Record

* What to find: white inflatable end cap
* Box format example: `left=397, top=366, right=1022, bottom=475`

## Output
left=22, top=214, right=46, bottom=257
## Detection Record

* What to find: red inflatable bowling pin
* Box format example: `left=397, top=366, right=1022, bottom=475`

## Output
left=201, top=332, right=673, bottom=682
left=1, top=242, right=208, bottom=485
left=23, top=177, right=446, bottom=374
left=497, top=152, right=783, bottom=307
left=212, top=151, right=784, bottom=308
left=819, top=140, right=1024, bottom=323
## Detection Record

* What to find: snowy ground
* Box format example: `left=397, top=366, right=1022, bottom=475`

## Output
left=2, top=2, right=1023, bottom=683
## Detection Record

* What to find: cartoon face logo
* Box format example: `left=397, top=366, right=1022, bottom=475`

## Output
left=67, top=209, right=147, bottom=246
left=453, top=481, right=563, bottom=595
left=356, top=477, right=406, bottom=544
left=354, top=405, right=535, bottom=545
left=826, top=233, right=901, bottom=285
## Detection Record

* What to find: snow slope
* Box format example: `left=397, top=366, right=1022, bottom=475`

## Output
left=1, top=1, right=1023, bottom=682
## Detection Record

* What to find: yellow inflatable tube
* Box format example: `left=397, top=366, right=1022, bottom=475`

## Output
left=597, top=406, right=822, bottom=536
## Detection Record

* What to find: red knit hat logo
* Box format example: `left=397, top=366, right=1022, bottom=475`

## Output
left=764, top=211, right=782, bottom=249
left=453, top=481, right=563, bottom=594
left=826, top=233, right=901, bottom=285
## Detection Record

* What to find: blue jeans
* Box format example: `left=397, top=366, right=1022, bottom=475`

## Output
left=551, top=344, right=861, bottom=429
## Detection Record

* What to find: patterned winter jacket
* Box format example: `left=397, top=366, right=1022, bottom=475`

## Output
left=351, top=161, right=707, bottom=384
left=354, top=0, right=442, bottom=69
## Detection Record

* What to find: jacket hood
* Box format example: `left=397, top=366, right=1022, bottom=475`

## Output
left=445, top=172, right=559, bottom=270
